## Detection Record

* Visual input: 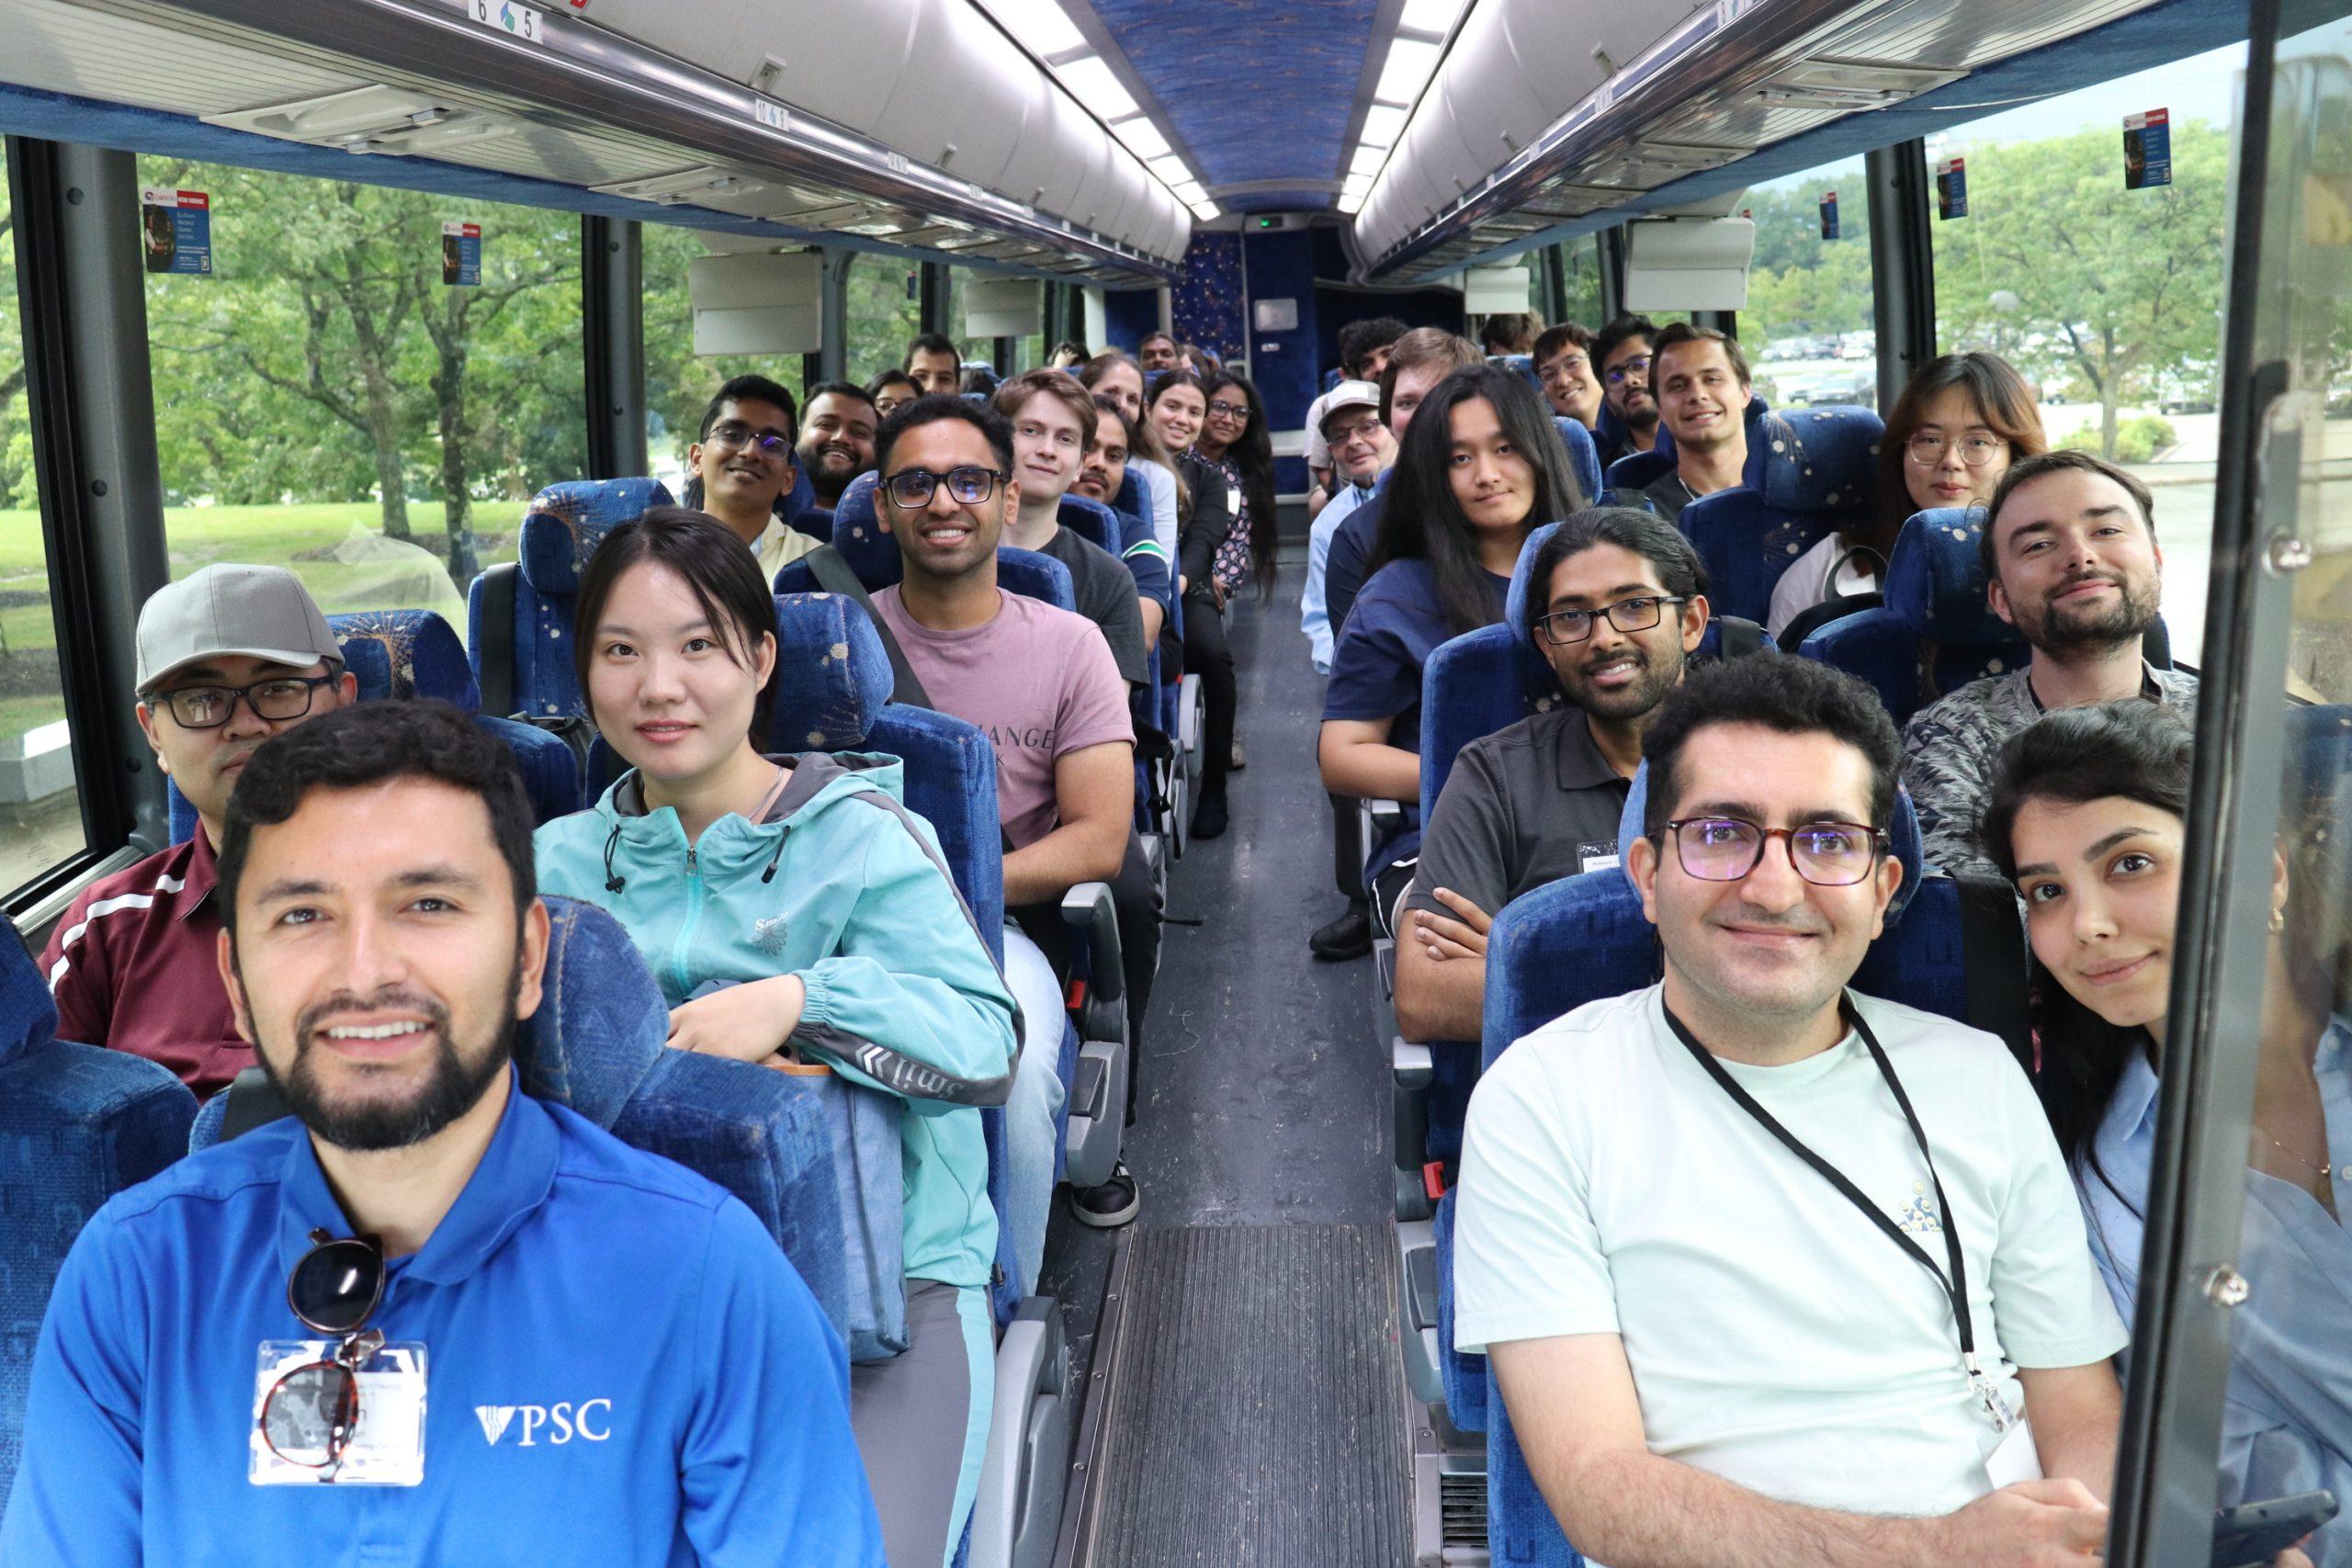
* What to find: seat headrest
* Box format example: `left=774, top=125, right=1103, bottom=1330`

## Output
left=1058, top=494, right=1122, bottom=554
left=1553, top=417, right=1602, bottom=508
left=329, top=609, right=479, bottom=711
left=767, top=592, right=893, bottom=750
left=2, top=911, right=56, bottom=1066
left=1755, top=407, right=1883, bottom=513
left=1617, top=762, right=1927, bottom=925
left=1883, top=508, right=2015, bottom=644
left=1504, top=521, right=1559, bottom=651
left=519, top=479, right=676, bottom=594
left=1114, top=470, right=1147, bottom=520
left=999, top=547, right=1077, bottom=611
left=830, top=471, right=903, bottom=588
left=515, top=897, right=670, bottom=1130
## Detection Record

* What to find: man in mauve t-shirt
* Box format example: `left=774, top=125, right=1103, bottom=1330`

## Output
left=865, top=393, right=1146, bottom=1260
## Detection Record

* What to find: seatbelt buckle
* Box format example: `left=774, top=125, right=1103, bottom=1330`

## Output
left=1065, top=978, right=1087, bottom=1013
left=1423, top=1161, right=1448, bottom=1202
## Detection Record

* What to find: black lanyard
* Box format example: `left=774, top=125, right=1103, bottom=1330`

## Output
left=1663, top=995, right=2013, bottom=1427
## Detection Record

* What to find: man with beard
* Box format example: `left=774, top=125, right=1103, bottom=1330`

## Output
left=1394, top=509, right=1713, bottom=1045
left=1, top=701, right=883, bottom=1565
left=682, top=373, right=819, bottom=578
left=795, top=381, right=880, bottom=509
left=1137, top=331, right=1181, bottom=376
left=1903, top=449, right=2195, bottom=879
left=40, top=564, right=356, bottom=1095
left=1592, top=314, right=1662, bottom=467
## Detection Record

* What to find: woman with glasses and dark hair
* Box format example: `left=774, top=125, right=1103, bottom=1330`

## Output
left=1319, top=366, right=1586, bottom=915
left=1984, top=701, right=2352, bottom=1563
left=1768, top=352, right=2047, bottom=641
left=535, top=506, right=1020, bottom=1568
left=1172, top=370, right=1279, bottom=837
left=867, top=366, right=921, bottom=420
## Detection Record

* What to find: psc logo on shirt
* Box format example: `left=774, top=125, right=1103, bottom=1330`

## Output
left=474, top=1400, right=614, bottom=1447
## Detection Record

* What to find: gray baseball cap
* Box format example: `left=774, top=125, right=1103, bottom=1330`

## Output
left=135, top=564, right=343, bottom=694
left=1318, top=379, right=1384, bottom=434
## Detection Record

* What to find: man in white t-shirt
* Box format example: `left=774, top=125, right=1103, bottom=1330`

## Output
left=1454, top=654, right=2128, bottom=1568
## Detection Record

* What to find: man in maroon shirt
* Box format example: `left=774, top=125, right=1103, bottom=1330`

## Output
left=40, top=564, right=354, bottom=1096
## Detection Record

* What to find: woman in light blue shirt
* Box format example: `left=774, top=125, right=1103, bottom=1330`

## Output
left=1984, top=701, right=2352, bottom=1562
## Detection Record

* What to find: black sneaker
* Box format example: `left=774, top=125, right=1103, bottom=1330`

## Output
left=1190, top=792, right=1229, bottom=840
left=1070, top=1162, right=1140, bottom=1228
left=1309, top=901, right=1372, bottom=962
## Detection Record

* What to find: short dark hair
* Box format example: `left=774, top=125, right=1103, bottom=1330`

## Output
left=1522, top=506, right=1707, bottom=641
left=571, top=506, right=780, bottom=745
left=803, top=380, right=877, bottom=415
left=1979, top=448, right=2157, bottom=581
left=876, top=392, right=1014, bottom=477
left=903, top=333, right=961, bottom=370
left=1139, top=330, right=1177, bottom=354
left=699, top=375, right=797, bottom=446
left=1650, top=321, right=1750, bottom=389
left=1980, top=701, right=2192, bottom=883
left=866, top=367, right=919, bottom=400
left=1641, top=656, right=1900, bottom=835
left=994, top=367, right=1099, bottom=448
left=219, top=701, right=537, bottom=931
left=1337, top=316, right=1408, bottom=377
left=1480, top=311, right=1542, bottom=355
left=1532, top=323, right=1593, bottom=367
left=1592, top=314, right=1659, bottom=371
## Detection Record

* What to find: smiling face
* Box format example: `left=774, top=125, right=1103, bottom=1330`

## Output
left=1904, top=386, right=2012, bottom=513
left=1324, top=405, right=1395, bottom=488
left=878, top=416, right=1014, bottom=584
left=2009, top=794, right=2185, bottom=1032
left=1987, top=468, right=2163, bottom=655
left=1445, top=396, right=1538, bottom=536
left=1151, top=381, right=1205, bottom=454
left=1201, top=384, right=1251, bottom=456
left=1387, top=360, right=1453, bottom=445
left=1539, top=342, right=1603, bottom=426
left=1076, top=417, right=1130, bottom=504
left=1540, top=543, right=1705, bottom=721
left=796, top=391, right=878, bottom=502
left=908, top=348, right=963, bottom=397
left=688, top=396, right=796, bottom=528
left=1011, top=389, right=1086, bottom=510
left=1091, top=361, right=1144, bottom=423
left=1601, top=336, right=1656, bottom=428
left=220, top=776, right=548, bottom=1154
left=586, top=559, right=777, bottom=792
left=1655, top=339, right=1747, bottom=454
left=1628, top=724, right=1899, bottom=1029
left=138, top=654, right=356, bottom=838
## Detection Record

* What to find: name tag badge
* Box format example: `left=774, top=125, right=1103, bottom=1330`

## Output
left=1577, top=840, right=1621, bottom=874
left=1227, top=486, right=1242, bottom=515
left=251, top=1339, right=428, bottom=1487
left=1984, top=1412, right=2042, bottom=1489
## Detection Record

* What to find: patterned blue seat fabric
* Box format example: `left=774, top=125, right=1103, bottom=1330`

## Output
left=1800, top=508, right=2030, bottom=727
left=167, top=607, right=582, bottom=841
left=773, top=471, right=1078, bottom=614
left=1679, top=406, right=1883, bottom=625
left=0, top=915, right=196, bottom=1497
left=1553, top=417, right=1602, bottom=507
left=468, top=477, right=674, bottom=721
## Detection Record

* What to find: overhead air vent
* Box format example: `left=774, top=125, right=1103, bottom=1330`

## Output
left=205, top=85, right=514, bottom=157
left=1747, top=57, right=1966, bottom=109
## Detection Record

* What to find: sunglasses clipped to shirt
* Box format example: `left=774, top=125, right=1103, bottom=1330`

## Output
left=257, top=1229, right=388, bottom=1472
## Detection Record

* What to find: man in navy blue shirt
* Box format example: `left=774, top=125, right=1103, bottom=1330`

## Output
left=0, top=701, right=883, bottom=1566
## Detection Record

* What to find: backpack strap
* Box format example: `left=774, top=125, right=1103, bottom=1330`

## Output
left=803, top=545, right=934, bottom=710
left=477, top=561, right=518, bottom=716
left=1718, top=615, right=1767, bottom=660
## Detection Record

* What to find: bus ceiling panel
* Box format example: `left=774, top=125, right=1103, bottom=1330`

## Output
left=872, top=0, right=1031, bottom=190
left=1441, top=16, right=1546, bottom=189
left=66, top=0, right=1184, bottom=275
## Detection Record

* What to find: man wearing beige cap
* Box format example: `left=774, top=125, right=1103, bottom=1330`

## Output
left=39, top=564, right=354, bottom=1095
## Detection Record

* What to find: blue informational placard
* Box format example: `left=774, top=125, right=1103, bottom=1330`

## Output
left=442, top=221, right=481, bottom=287
left=1936, top=157, right=1969, bottom=220
left=2124, top=108, right=2172, bottom=189
left=1818, top=191, right=1839, bottom=241
left=140, top=187, right=211, bottom=276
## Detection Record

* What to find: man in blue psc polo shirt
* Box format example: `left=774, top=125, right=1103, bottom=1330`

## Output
left=0, top=701, right=883, bottom=1566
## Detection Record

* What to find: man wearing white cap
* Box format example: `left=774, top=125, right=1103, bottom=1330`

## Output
left=39, top=563, right=354, bottom=1095
left=1299, top=380, right=1397, bottom=676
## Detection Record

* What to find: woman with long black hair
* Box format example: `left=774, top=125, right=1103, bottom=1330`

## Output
left=1317, top=365, right=1586, bottom=818
left=1173, top=369, right=1281, bottom=838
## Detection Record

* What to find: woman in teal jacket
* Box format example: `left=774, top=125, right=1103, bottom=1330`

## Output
left=535, top=507, right=1018, bottom=1568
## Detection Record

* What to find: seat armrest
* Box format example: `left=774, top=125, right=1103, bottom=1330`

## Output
left=1058, top=880, right=1125, bottom=1005
left=1393, top=1036, right=1432, bottom=1089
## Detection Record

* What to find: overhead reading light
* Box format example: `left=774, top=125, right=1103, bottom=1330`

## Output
left=1360, top=104, right=1408, bottom=148
left=1114, top=117, right=1171, bottom=161
left=1055, top=56, right=1140, bottom=120
left=973, top=0, right=1086, bottom=60
left=1373, top=38, right=1442, bottom=106
left=1396, top=0, right=1467, bottom=37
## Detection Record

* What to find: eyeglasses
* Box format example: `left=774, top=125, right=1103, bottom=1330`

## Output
left=154, top=674, right=335, bottom=730
left=258, top=1229, right=387, bottom=1472
left=1605, top=355, right=1653, bottom=385
left=1541, top=355, right=1592, bottom=381
left=1652, top=817, right=1888, bottom=886
left=1206, top=400, right=1250, bottom=421
left=706, top=421, right=791, bottom=462
left=1905, top=432, right=2006, bottom=468
left=1533, top=594, right=1685, bottom=647
left=1326, top=415, right=1385, bottom=446
left=884, top=465, right=1005, bottom=507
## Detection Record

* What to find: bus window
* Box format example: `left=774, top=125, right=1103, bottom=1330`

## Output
left=1, top=141, right=90, bottom=901
left=1742, top=157, right=1876, bottom=412
left=641, top=223, right=797, bottom=496
left=137, top=158, right=584, bottom=634
left=1928, top=43, right=2245, bottom=661
left=844, top=254, right=922, bottom=383
left=1556, top=235, right=1604, bottom=328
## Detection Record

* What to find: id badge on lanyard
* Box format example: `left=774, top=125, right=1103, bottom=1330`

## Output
left=1664, top=997, right=2019, bottom=1438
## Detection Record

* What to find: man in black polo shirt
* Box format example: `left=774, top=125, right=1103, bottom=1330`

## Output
left=1394, top=509, right=1710, bottom=1044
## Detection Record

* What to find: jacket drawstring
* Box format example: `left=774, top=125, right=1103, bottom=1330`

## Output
left=603, top=819, right=627, bottom=894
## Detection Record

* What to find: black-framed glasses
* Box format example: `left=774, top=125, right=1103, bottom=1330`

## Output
left=1533, top=594, right=1685, bottom=647
left=258, top=1229, right=387, bottom=1472
left=1206, top=399, right=1250, bottom=421
left=884, top=466, right=1006, bottom=507
left=155, top=674, right=336, bottom=730
left=705, top=420, right=791, bottom=462
left=1605, top=355, right=1653, bottom=385
left=1653, top=817, right=1888, bottom=886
